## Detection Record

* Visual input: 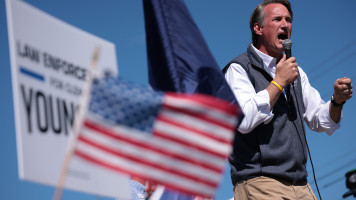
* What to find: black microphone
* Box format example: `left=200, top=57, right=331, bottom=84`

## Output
left=282, top=39, right=292, bottom=59
left=282, top=39, right=293, bottom=102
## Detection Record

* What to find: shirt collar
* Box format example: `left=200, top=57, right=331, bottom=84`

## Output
left=250, top=44, right=277, bottom=75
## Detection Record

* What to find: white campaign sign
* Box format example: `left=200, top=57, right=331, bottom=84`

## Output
left=6, top=0, right=130, bottom=198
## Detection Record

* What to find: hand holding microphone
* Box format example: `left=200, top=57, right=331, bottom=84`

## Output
left=274, top=39, right=299, bottom=88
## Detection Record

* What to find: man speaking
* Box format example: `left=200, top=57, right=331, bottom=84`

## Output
left=224, top=0, right=353, bottom=199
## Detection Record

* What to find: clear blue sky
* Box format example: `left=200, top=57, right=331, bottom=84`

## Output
left=1, top=1, right=356, bottom=200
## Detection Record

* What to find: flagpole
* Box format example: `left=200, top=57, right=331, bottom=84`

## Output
left=52, top=47, right=101, bottom=200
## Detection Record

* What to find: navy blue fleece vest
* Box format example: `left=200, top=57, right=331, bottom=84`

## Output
left=224, top=44, right=308, bottom=186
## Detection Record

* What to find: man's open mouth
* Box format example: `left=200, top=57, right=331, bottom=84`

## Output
left=278, top=32, right=288, bottom=40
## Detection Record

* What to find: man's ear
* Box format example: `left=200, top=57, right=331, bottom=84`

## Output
left=253, top=23, right=263, bottom=36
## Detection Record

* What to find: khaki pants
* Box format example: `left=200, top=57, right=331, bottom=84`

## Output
left=233, top=176, right=317, bottom=200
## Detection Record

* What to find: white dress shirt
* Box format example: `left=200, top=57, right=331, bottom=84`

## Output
left=225, top=45, right=340, bottom=135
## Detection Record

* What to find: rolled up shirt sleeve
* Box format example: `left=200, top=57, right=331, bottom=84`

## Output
left=299, top=68, right=340, bottom=136
left=225, top=63, right=274, bottom=134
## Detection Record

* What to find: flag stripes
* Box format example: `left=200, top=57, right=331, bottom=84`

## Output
left=164, top=94, right=237, bottom=124
left=153, top=121, right=231, bottom=155
left=82, top=118, right=226, bottom=169
left=156, top=115, right=231, bottom=144
left=75, top=148, right=216, bottom=197
left=76, top=120, right=222, bottom=196
left=77, top=127, right=222, bottom=180
left=76, top=134, right=219, bottom=186
left=160, top=104, right=234, bottom=136
left=157, top=109, right=233, bottom=143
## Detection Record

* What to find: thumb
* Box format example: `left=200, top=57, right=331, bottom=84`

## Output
left=281, top=54, right=286, bottom=62
left=277, top=54, right=286, bottom=66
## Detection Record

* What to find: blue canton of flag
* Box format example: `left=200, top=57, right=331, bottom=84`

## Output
left=89, top=76, right=163, bottom=134
left=75, top=73, right=239, bottom=198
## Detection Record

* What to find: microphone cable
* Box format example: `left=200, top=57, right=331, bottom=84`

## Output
left=292, top=84, right=322, bottom=200
left=283, top=39, right=322, bottom=199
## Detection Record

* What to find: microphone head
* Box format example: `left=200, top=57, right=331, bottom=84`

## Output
left=282, top=39, right=292, bottom=50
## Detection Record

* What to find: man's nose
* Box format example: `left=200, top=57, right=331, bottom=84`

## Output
left=281, top=19, right=288, bottom=28
left=280, top=18, right=291, bottom=28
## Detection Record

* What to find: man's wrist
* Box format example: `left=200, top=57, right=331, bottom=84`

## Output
left=331, top=95, right=345, bottom=107
left=271, top=80, right=283, bottom=93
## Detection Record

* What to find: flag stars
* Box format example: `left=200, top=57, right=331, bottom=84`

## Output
left=89, top=74, right=164, bottom=131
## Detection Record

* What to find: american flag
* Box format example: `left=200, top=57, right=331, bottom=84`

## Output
left=75, top=74, right=239, bottom=198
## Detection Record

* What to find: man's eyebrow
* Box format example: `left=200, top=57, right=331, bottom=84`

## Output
left=271, top=15, right=291, bottom=19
